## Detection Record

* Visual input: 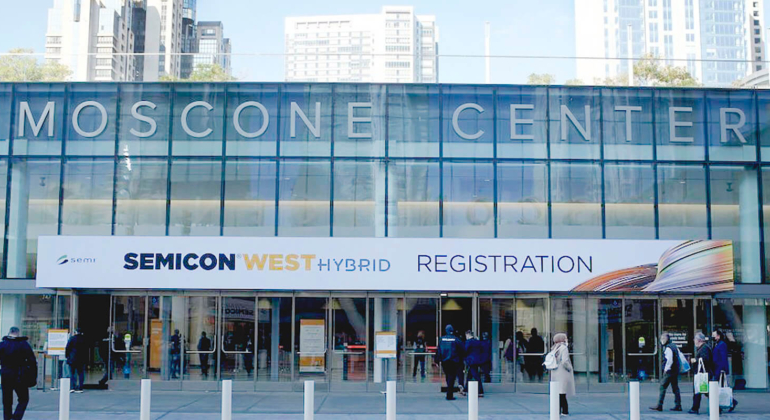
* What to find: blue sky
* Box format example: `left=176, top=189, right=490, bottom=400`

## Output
left=1, top=0, right=578, bottom=83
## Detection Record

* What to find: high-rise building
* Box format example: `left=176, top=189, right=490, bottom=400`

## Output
left=575, top=0, right=765, bottom=86
left=193, top=21, right=232, bottom=75
left=284, top=6, right=439, bottom=83
left=180, top=0, right=197, bottom=79
left=131, top=0, right=147, bottom=81
left=143, top=0, right=183, bottom=81
left=45, top=0, right=137, bottom=81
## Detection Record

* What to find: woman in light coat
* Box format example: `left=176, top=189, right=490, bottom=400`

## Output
left=550, top=333, right=575, bottom=416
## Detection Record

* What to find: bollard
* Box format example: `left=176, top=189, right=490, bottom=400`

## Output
left=221, top=380, right=232, bottom=420
left=58, top=378, right=70, bottom=420
left=304, top=380, right=314, bottom=420
left=468, top=381, right=478, bottom=420
left=629, top=381, right=640, bottom=420
left=140, top=379, right=151, bottom=420
left=386, top=380, right=396, bottom=420
left=549, top=381, right=560, bottom=420
left=709, top=381, right=719, bottom=420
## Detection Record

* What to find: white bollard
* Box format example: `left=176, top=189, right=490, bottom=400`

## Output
left=709, top=381, right=720, bottom=420
left=58, top=378, right=70, bottom=420
left=221, top=380, right=232, bottom=420
left=550, top=381, right=560, bottom=420
left=140, top=379, right=151, bottom=420
left=386, top=380, right=396, bottom=420
left=468, top=381, right=478, bottom=420
left=304, top=380, right=314, bottom=420
left=629, top=381, right=640, bottom=420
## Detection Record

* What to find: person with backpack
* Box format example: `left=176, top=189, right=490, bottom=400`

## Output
left=435, top=325, right=463, bottom=400
left=545, top=333, right=574, bottom=416
left=0, top=326, right=37, bottom=420
left=65, top=328, right=88, bottom=393
left=649, top=332, right=682, bottom=412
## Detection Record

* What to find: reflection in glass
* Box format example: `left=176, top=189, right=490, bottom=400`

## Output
left=12, top=84, right=65, bottom=155
left=551, top=162, right=602, bottom=239
left=588, top=298, right=624, bottom=385
left=442, top=85, right=494, bottom=158
left=332, top=297, right=367, bottom=387
left=625, top=299, right=658, bottom=382
left=657, top=164, right=708, bottom=240
left=184, top=296, right=218, bottom=381
left=257, top=297, right=292, bottom=384
left=661, top=299, right=694, bottom=381
left=333, top=85, right=386, bottom=157
left=66, top=84, right=117, bottom=156
left=115, top=159, right=168, bottom=236
left=443, top=162, right=494, bottom=238
left=714, top=298, right=768, bottom=389
left=654, top=90, right=706, bottom=161
left=221, top=297, right=256, bottom=382
left=387, top=161, right=439, bottom=238
left=169, top=160, right=221, bottom=236
left=548, top=87, right=601, bottom=160
left=226, top=84, right=279, bottom=156
left=61, top=159, right=114, bottom=236
left=278, top=160, right=330, bottom=237
left=706, top=91, right=755, bottom=162
left=387, top=85, right=439, bottom=157
left=148, top=296, right=180, bottom=382
left=601, top=88, right=653, bottom=160
left=405, top=298, right=438, bottom=387
left=497, top=162, right=548, bottom=238
left=552, top=297, right=588, bottom=387
left=280, top=85, right=332, bottom=157
left=496, top=86, right=547, bottom=159
left=604, top=163, right=655, bottom=239
left=479, top=298, right=513, bottom=384
left=294, top=297, right=328, bottom=382
left=333, top=161, right=384, bottom=237
left=172, top=85, right=225, bottom=156
left=515, top=298, right=548, bottom=384
left=223, top=160, right=276, bottom=236
left=368, top=297, right=403, bottom=388
left=112, top=296, right=147, bottom=381
left=119, top=84, right=171, bottom=156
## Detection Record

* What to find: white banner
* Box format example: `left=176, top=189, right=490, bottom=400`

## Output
left=36, top=236, right=734, bottom=293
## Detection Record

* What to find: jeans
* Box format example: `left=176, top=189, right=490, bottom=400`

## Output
left=657, top=371, right=681, bottom=408
left=560, top=394, right=569, bottom=415
left=412, top=356, right=425, bottom=377
left=2, top=379, right=29, bottom=420
left=465, top=364, right=485, bottom=395
left=441, top=361, right=458, bottom=399
left=200, top=355, right=210, bottom=378
left=170, top=353, right=180, bottom=379
left=71, top=364, right=85, bottom=391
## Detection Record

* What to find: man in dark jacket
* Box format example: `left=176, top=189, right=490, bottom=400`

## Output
left=689, top=332, right=714, bottom=414
left=464, top=331, right=485, bottom=397
left=526, top=328, right=545, bottom=381
left=650, top=332, right=682, bottom=412
left=713, top=330, right=738, bottom=412
left=435, top=325, right=463, bottom=400
left=169, top=329, right=181, bottom=379
left=197, top=332, right=212, bottom=379
left=0, top=326, right=37, bottom=420
left=65, top=329, right=88, bottom=393
left=479, top=332, right=492, bottom=383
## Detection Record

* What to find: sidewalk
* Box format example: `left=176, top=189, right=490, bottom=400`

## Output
left=16, top=387, right=770, bottom=419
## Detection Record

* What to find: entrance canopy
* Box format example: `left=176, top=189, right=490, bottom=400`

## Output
left=36, top=236, right=734, bottom=293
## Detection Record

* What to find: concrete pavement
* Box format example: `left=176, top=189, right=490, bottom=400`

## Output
left=15, top=387, right=770, bottom=419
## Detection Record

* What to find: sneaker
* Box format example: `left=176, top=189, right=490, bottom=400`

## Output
left=446, top=396, right=456, bottom=401
left=560, top=414, right=569, bottom=417
left=648, top=406, right=662, bottom=412
left=75, top=390, right=84, bottom=394
left=688, top=409, right=699, bottom=414
left=670, top=406, right=683, bottom=412
left=69, top=390, right=75, bottom=394
left=478, top=394, right=484, bottom=398
left=729, top=400, right=738, bottom=412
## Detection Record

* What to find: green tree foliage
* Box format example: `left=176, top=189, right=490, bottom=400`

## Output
left=527, top=73, right=556, bottom=85
left=160, top=64, right=236, bottom=82
left=564, top=78, right=584, bottom=86
left=0, top=48, right=71, bottom=82
left=633, top=53, right=699, bottom=87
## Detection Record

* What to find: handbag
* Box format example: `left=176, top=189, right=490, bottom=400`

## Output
left=693, top=359, right=709, bottom=395
left=718, top=372, right=733, bottom=410
left=677, top=348, right=691, bottom=373
left=22, top=359, right=37, bottom=388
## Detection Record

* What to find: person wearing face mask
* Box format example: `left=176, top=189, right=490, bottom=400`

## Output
left=649, top=332, right=682, bottom=412
left=550, top=333, right=574, bottom=416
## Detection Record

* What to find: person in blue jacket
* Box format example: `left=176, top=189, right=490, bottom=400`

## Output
left=479, top=331, right=492, bottom=383
left=435, top=325, right=463, bottom=400
left=712, top=330, right=738, bottom=413
left=464, top=331, right=485, bottom=397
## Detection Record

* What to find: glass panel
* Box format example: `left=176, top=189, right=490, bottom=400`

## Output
left=225, top=84, right=278, bottom=156
left=119, top=84, right=171, bottom=156
left=12, top=84, right=65, bottom=155
left=696, top=299, right=712, bottom=341
left=654, top=90, right=706, bottom=161
left=657, top=164, right=708, bottom=240
left=148, top=296, right=181, bottom=382
left=442, top=85, right=493, bottom=158
left=387, top=85, right=439, bottom=158
left=294, top=297, right=328, bottom=382
left=112, top=296, right=146, bottom=381
left=61, top=159, right=114, bottom=235
left=625, top=299, right=658, bottom=382
left=0, top=85, right=12, bottom=155
left=184, top=296, right=218, bottom=381
left=496, top=86, right=547, bottom=159
left=711, top=166, right=761, bottom=283
left=169, top=160, right=221, bottom=236
left=0, top=160, right=8, bottom=275
left=601, top=88, right=654, bottom=160
left=548, top=87, right=601, bottom=160
left=604, top=163, right=655, bottom=239
left=172, top=85, right=225, bottom=156
left=759, top=91, right=770, bottom=161
left=479, top=298, right=514, bottom=385
left=331, top=297, right=367, bottom=387
left=405, top=298, right=439, bottom=387
left=333, top=161, right=384, bottom=237
left=551, top=162, right=602, bottom=239
left=551, top=297, right=588, bottom=388
left=515, top=298, right=548, bottom=383
left=714, top=298, right=768, bottom=390
left=115, top=159, right=168, bottom=236
left=66, top=84, right=117, bottom=156
left=588, top=298, right=625, bottom=385
left=442, top=162, right=494, bottom=238
left=762, top=168, right=770, bottom=283
left=369, top=297, right=403, bottom=387
left=257, top=297, right=292, bottom=384
left=387, top=160, right=439, bottom=238
left=223, top=160, right=276, bottom=237
left=7, top=159, right=61, bottom=279
left=661, top=299, right=694, bottom=382
left=221, top=297, right=256, bottom=381
left=278, top=160, right=330, bottom=237
left=333, top=85, right=386, bottom=157
left=0, top=295, right=54, bottom=353
left=706, top=91, right=756, bottom=162
left=497, top=162, right=548, bottom=238
left=75, top=295, right=110, bottom=387
left=279, top=85, right=332, bottom=157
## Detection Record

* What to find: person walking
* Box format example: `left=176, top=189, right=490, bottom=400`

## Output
left=435, top=325, right=463, bottom=400
left=713, top=329, right=738, bottom=412
left=65, top=328, right=88, bottom=393
left=98, top=327, right=123, bottom=386
left=527, top=328, right=545, bottom=381
left=464, top=331, right=485, bottom=397
left=412, top=331, right=427, bottom=379
left=0, top=326, right=37, bottom=420
left=689, top=332, right=714, bottom=414
left=549, top=333, right=575, bottom=416
left=169, top=329, right=181, bottom=379
left=480, top=331, right=492, bottom=383
left=198, top=332, right=212, bottom=379
left=649, top=332, right=682, bottom=412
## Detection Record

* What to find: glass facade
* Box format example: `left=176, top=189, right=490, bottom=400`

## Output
left=2, top=83, right=770, bottom=392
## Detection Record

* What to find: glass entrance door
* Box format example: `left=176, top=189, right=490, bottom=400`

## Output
left=661, top=298, right=694, bottom=384
left=625, top=299, right=659, bottom=384
left=405, top=296, right=439, bottom=392
left=183, top=296, right=219, bottom=390
left=331, top=296, right=367, bottom=391
left=515, top=296, right=549, bottom=393
left=588, top=298, right=625, bottom=391
left=294, top=296, right=329, bottom=390
left=551, top=297, right=589, bottom=392
left=110, top=295, right=147, bottom=389
left=478, top=297, right=514, bottom=391
left=256, top=296, right=292, bottom=390
left=220, top=296, right=256, bottom=390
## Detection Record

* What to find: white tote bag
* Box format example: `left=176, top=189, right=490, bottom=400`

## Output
left=693, top=359, right=709, bottom=395
left=718, top=372, right=733, bottom=409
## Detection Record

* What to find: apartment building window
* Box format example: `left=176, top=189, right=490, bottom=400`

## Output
left=687, top=33, right=695, bottom=42
left=97, top=36, right=112, bottom=44
left=47, top=36, right=62, bottom=45
left=649, top=11, right=657, bottom=18
left=649, top=23, right=659, bottom=43
left=96, top=58, right=112, bottom=66
left=45, top=47, right=61, bottom=54
left=95, top=69, right=111, bottom=78
left=97, top=47, right=113, bottom=54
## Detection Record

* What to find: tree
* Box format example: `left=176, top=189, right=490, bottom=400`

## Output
left=633, top=53, right=699, bottom=87
left=160, top=64, right=236, bottom=82
left=527, top=73, right=556, bottom=85
left=564, top=78, right=584, bottom=86
left=0, top=48, right=71, bottom=81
